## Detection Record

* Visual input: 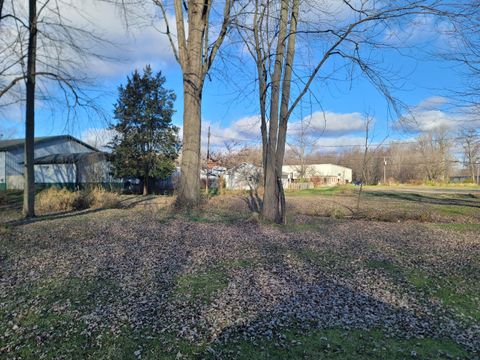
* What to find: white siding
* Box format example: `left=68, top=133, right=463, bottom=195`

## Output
left=282, top=164, right=352, bottom=183
left=35, top=164, right=76, bottom=184
left=225, top=164, right=262, bottom=190
left=5, top=137, right=96, bottom=189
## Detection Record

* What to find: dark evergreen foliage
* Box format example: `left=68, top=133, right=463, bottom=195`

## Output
left=109, top=66, right=180, bottom=194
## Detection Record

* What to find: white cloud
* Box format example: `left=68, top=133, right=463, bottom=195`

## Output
left=383, top=14, right=456, bottom=48
left=289, top=111, right=366, bottom=137
left=312, top=135, right=367, bottom=150
left=415, top=96, right=449, bottom=111
left=201, top=110, right=367, bottom=151
left=63, top=1, right=177, bottom=78
left=81, top=128, right=117, bottom=150
left=401, top=97, right=480, bottom=132
left=0, top=0, right=176, bottom=81
left=202, top=115, right=262, bottom=148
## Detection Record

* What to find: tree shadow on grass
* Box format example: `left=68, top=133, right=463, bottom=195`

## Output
left=196, top=222, right=477, bottom=357
left=118, top=195, right=161, bottom=209
left=1, top=214, right=477, bottom=359
left=4, top=207, right=107, bottom=227
left=365, top=191, right=480, bottom=208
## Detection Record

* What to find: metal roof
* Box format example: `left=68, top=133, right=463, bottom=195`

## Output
left=0, top=135, right=99, bottom=152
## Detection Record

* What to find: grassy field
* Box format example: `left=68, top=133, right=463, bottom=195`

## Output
left=0, top=187, right=479, bottom=359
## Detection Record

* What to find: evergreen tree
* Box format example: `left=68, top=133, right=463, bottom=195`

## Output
left=110, top=66, right=180, bottom=195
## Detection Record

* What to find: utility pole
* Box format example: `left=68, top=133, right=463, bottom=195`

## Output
left=205, top=126, right=211, bottom=194
left=383, top=157, right=387, bottom=185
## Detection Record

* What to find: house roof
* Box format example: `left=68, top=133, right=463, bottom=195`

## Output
left=33, top=152, right=108, bottom=165
left=0, top=135, right=99, bottom=152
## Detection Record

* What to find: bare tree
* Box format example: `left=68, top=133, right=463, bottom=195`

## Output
left=213, top=140, right=262, bottom=169
left=356, top=114, right=374, bottom=213
left=286, top=115, right=319, bottom=181
left=1, top=1, right=109, bottom=217
left=152, top=0, right=233, bottom=207
left=416, top=127, right=452, bottom=182
left=459, top=127, right=480, bottom=183
left=437, top=2, right=480, bottom=116
left=236, top=0, right=456, bottom=223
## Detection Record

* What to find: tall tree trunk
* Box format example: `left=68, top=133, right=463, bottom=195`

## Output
left=23, top=0, right=37, bottom=218
left=176, top=73, right=202, bottom=206
left=275, top=0, right=299, bottom=223
left=174, top=0, right=205, bottom=207
left=143, top=175, right=149, bottom=195
left=157, top=0, right=231, bottom=207
left=261, top=0, right=298, bottom=223
left=261, top=0, right=289, bottom=223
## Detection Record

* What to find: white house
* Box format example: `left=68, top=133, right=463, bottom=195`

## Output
left=0, top=135, right=116, bottom=190
left=282, top=163, right=352, bottom=185
left=224, top=163, right=262, bottom=190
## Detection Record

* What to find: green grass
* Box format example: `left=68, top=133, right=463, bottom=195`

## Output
left=1, top=260, right=476, bottom=359
left=432, top=223, right=480, bottom=232
left=364, top=259, right=480, bottom=322
left=174, top=267, right=229, bottom=303
left=89, top=328, right=203, bottom=360
left=285, top=185, right=354, bottom=197
left=366, top=259, right=400, bottom=277
left=0, top=275, right=120, bottom=359
left=406, top=271, right=480, bottom=322
left=436, top=205, right=477, bottom=216
left=213, top=328, right=470, bottom=359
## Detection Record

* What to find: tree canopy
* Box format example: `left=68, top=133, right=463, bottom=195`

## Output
left=110, top=65, right=180, bottom=195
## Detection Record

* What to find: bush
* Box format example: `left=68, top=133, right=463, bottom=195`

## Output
left=326, top=207, right=346, bottom=219
left=36, top=187, right=121, bottom=214
left=84, top=187, right=121, bottom=209
left=36, top=187, right=83, bottom=213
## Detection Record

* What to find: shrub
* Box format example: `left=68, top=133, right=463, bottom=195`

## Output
left=84, top=187, right=121, bottom=209
left=35, top=187, right=121, bottom=214
left=36, top=187, right=83, bottom=213
left=326, top=207, right=346, bottom=219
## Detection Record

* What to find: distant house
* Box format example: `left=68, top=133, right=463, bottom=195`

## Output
left=282, top=163, right=353, bottom=186
left=224, top=163, right=262, bottom=190
left=0, top=135, right=117, bottom=190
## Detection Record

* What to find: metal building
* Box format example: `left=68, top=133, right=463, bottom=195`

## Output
left=0, top=135, right=115, bottom=190
left=282, top=163, right=353, bottom=185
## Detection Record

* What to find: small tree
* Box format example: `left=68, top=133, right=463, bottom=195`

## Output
left=460, top=128, right=480, bottom=183
left=110, top=66, right=180, bottom=195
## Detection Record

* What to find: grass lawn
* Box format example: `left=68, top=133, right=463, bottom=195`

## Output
left=0, top=188, right=479, bottom=359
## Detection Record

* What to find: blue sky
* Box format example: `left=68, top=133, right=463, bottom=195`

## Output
left=0, top=0, right=476, bottom=153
